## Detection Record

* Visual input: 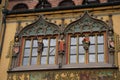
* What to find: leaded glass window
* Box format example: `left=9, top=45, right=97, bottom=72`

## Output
left=23, top=39, right=38, bottom=66
left=70, top=36, right=85, bottom=63
left=69, top=33, right=106, bottom=64
left=41, top=38, right=56, bottom=64
left=22, top=37, right=57, bottom=66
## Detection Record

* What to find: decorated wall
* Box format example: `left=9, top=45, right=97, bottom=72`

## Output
left=7, top=69, right=118, bottom=80
left=0, top=1, right=120, bottom=80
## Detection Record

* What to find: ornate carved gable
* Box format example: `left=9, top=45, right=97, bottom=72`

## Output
left=64, top=12, right=108, bottom=34
left=18, top=16, right=60, bottom=37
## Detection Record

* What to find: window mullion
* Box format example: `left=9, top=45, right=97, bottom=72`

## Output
left=37, top=38, right=41, bottom=65
left=37, top=53, right=40, bottom=65
left=95, top=34, right=98, bottom=63
left=104, top=33, right=107, bottom=63
left=55, top=37, right=58, bottom=64
left=68, top=35, right=70, bottom=64
left=76, top=35, right=79, bottom=64
left=28, top=38, right=33, bottom=66
left=85, top=35, right=88, bottom=64
left=47, top=38, right=50, bottom=64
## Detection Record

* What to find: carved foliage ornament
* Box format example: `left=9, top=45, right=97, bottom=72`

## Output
left=18, top=16, right=60, bottom=37
left=64, top=12, right=108, bottom=34
left=7, top=69, right=118, bottom=80
left=18, top=12, right=108, bottom=37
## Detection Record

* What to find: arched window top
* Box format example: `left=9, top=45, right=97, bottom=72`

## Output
left=35, top=1, right=51, bottom=9
left=64, top=12, right=108, bottom=34
left=18, top=16, right=60, bottom=37
left=58, top=0, right=75, bottom=7
left=12, top=3, right=28, bottom=11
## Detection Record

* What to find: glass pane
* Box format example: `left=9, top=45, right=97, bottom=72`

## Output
left=70, top=55, right=76, bottom=63
left=98, top=35, right=104, bottom=43
left=49, top=47, right=55, bottom=55
left=79, top=46, right=85, bottom=53
left=71, top=37, right=77, bottom=45
left=31, top=57, right=37, bottom=65
left=98, top=45, right=104, bottom=53
left=90, top=36, right=95, bottom=44
left=79, top=37, right=84, bottom=44
left=25, top=40, right=31, bottom=47
left=24, top=49, right=30, bottom=56
left=32, top=48, right=38, bottom=56
left=89, top=54, right=95, bottom=62
left=49, top=56, right=55, bottom=64
left=41, top=57, right=47, bottom=64
left=33, top=40, right=38, bottom=47
left=42, top=48, right=48, bottom=55
left=70, top=46, right=76, bottom=54
left=23, top=58, right=29, bottom=66
left=43, top=39, right=48, bottom=46
left=79, top=55, right=85, bottom=63
left=89, top=45, right=95, bottom=53
left=50, top=39, right=56, bottom=46
left=98, top=54, right=104, bottom=62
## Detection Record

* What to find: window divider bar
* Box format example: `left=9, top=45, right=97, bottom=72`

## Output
left=68, top=35, right=71, bottom=64
left=95, top=34, right=98, bottom=63
left=76, top=35, right=79, bottom=64
left=29, top=39, right=33, bottom=66
left=47, top=38, right=50, bottom=64
left=55, top=37, right=58, bottom=64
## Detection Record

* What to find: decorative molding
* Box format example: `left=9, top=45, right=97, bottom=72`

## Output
left=64, top=12, right=108, bottom=34
left=16, top=21, right=23, bottom=35
left=18, top=16, right=60, bottom=37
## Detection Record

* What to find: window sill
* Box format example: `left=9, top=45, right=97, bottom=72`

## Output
left=9, top=63, right=117, bottom=72
left=10, top=64, right=59, bottom=72
left=63, top=63, right=116, bottom=69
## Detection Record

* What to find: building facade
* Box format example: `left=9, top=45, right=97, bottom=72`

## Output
left=0, top=0, right=120, bottom=80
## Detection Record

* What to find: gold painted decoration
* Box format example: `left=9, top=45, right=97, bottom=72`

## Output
left=6, top=36, right=20, bottom=69
left=115, top=34, right=120, bottom=53
left=6, top=40, right=14, bottom=58
left=7, top=69, right=119, bottom=80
